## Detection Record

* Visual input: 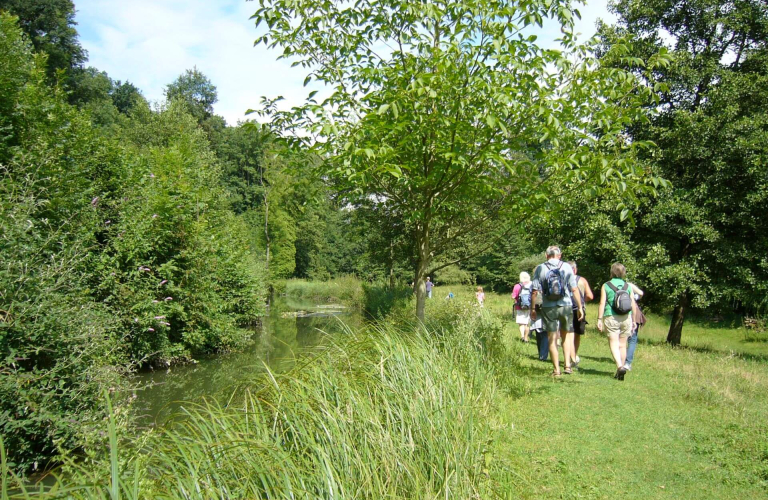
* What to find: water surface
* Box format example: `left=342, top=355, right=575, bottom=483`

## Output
left=133, top=298, right=361, bottom=425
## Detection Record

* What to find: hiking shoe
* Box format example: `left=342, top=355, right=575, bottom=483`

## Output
left=617, top=367, right=627, bottom=381
left=623, top=363, right=632, bottom=371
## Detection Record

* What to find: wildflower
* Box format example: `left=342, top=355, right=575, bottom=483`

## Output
left=134, top=318, right=139, bottom=323
left=164, top=297, right=173, bottom=301
left=154, top=316, right=166, bottom=320
left=91, top=197, right=99, bottom=207
left=147, top=327, right=155, bottom=332
left=159, top=280, right=168, bottom=286
left=161, top=322, right=170, bottom=326
left=152, top=300, right=159, bottom=303
left=150, top=173, right=155, bottom=178
left=105, top=220, right=111, bottom=225
left=152, top=214, right=158, bottom=219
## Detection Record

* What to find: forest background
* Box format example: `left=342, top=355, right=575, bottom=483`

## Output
left=1, top=0, right=767, bottom=476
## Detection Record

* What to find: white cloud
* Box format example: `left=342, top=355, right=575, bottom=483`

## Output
left=76, top=0, right=614, bottom=125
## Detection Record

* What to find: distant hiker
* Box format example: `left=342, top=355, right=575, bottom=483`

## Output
left=624, top=282, right=645, bottom=371
left=512, top=272, right=533, bottom=342
left=596, top=263, right=639, bottom=381
left=476, top=286, right=485, bottom=307
left=530, top=246, right=583, bottom=376
left=568, top=261, right=594, bottom=369
left=425, top=277, right=433, bottom=299
left=445, top=291, right=454, bottom=300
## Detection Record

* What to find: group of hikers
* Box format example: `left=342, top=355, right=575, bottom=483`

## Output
left=511, top=246, right=645, bottom=380
left=424, top=246, right=645, bottom=379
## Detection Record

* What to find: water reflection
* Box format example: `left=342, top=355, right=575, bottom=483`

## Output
left=133, top=299, right=360, bottom=425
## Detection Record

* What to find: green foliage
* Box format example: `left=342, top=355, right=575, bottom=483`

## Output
left=0, top=0, right=85, bottom=83
left=164, top=67, right=218, bottom=122
left=0, top=14, right=267, bottom=470
left=0, top=14, right=126, bottom=471
left=93, top=102, right=267, bottom=365
left=253, top=0, right=670, bottom=318
left=433, top=264, right=474, bottom=285
left=563, top=0, right=768, bottom=342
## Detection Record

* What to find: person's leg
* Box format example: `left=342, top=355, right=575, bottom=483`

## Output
left=608, top=334, right=622, bottom=369
left=548, top=331, right=560, bottom=373
left=625, top=328, right=638, bottom=369
left=519, top=324, right=526, bottom=341
left=537, top=331, right=549, bottom=360
left=619, top=335, right=628, bottom=367
left=561, top=330, right=574, bottom=371
left=573, top=332, right=581, bottom=359
left=523, top=324, right=530, bottom=342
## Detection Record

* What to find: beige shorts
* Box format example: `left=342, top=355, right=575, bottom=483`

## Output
left=604, top=314, right=632, bottom=339
left=515, top=309, right=531, bottom=325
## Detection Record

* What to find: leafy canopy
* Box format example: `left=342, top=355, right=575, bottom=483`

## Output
left=253, top=0, right=671, bottom=317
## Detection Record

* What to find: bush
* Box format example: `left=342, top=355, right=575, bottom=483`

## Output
left=0, top=15, right=128, bottom=471
left=91, top=103, right=267, bottom=366
left=0, top=14, right=267, bottom=471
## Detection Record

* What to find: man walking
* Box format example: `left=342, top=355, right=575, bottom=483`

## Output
left=530, top=246, right=584, bottom=376
left=569, top=261, right=594, bottom=369
left=425, top=277, right=434, bottom=299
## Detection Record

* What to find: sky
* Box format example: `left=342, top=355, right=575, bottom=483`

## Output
left=75, top=0, right=615, bottom=125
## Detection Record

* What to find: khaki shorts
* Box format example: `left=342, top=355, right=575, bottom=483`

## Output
left=604, top=314, right=632, bottom=338
left=515, top=309, right=530, bottom=325
left=541, top=305, right=573, bottom=333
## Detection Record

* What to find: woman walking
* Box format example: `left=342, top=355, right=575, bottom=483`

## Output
left=596, top=263, right=638, bottom=381
left=511, top=272, right=533, bottom=342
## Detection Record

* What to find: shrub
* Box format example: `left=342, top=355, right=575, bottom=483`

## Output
left=0, top=15, right=129, bottom=471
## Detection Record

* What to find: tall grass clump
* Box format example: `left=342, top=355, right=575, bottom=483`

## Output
left=4, top=305, right=521, bottom=498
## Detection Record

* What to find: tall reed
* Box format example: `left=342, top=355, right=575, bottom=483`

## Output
left=4, top=304, right=520, bottom=498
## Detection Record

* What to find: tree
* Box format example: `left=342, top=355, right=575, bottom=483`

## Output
left=599, top=0, right=768, bottom=344
left=253, top=0, right=669, bottom=319
left=0, top=0, right=86, bottom=82
left=165, top=67, right=218, bottom=122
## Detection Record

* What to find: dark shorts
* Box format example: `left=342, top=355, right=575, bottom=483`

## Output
left=570, top=309, right=587, bottom=335
left=541, top=305, right=573, bottom=333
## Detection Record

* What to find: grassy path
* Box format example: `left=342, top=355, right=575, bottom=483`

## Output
left=491, top=310, right=768, bottom=499
left=429, top=286, right=767, bottom=499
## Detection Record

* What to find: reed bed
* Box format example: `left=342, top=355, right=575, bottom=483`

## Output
left=3, top=304, right=519, bottom=499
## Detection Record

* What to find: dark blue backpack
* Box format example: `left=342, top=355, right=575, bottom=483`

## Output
left=517, top=283, right=532, bottom=309
left=543, top=262, right=565, bottom=301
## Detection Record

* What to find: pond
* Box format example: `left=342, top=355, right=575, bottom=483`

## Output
left=132, top=297, right=363, bottom=426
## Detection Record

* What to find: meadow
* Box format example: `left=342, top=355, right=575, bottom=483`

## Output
left=441, top=286, right=768, bottom=499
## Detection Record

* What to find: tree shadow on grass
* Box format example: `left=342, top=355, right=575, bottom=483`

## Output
left=580, top=354, right=615, bottom=364
left=637, top=337, right=768, bottom=364
left=575, top=367, right=615, bottom=377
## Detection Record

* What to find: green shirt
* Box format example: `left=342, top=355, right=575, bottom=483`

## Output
left=603, top=278, right=633, bottom=317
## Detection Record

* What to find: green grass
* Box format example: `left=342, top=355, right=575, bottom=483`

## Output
left=432, top=286, right=768, bottom=499
left=5, top=286, right=767, bottom=499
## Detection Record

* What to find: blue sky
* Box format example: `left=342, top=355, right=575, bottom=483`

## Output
left=75, top=0, right=615, bottom=125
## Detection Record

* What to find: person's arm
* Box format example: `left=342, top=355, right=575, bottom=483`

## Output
left=597, top=285, right=607, bottom=332
left=530, top=290, right=538, bottom=320
left=511, top=283, right=520, bottom=300
left=631, top=283, right=644, bottom=299
left=571, top=285, right=584, bottom=320
left=583, top=278, right=594, bottom=302
left=630, top=285, right=639, bottom=330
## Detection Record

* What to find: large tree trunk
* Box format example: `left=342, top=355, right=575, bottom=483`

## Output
left=667, top=292, right=688, bottom=345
